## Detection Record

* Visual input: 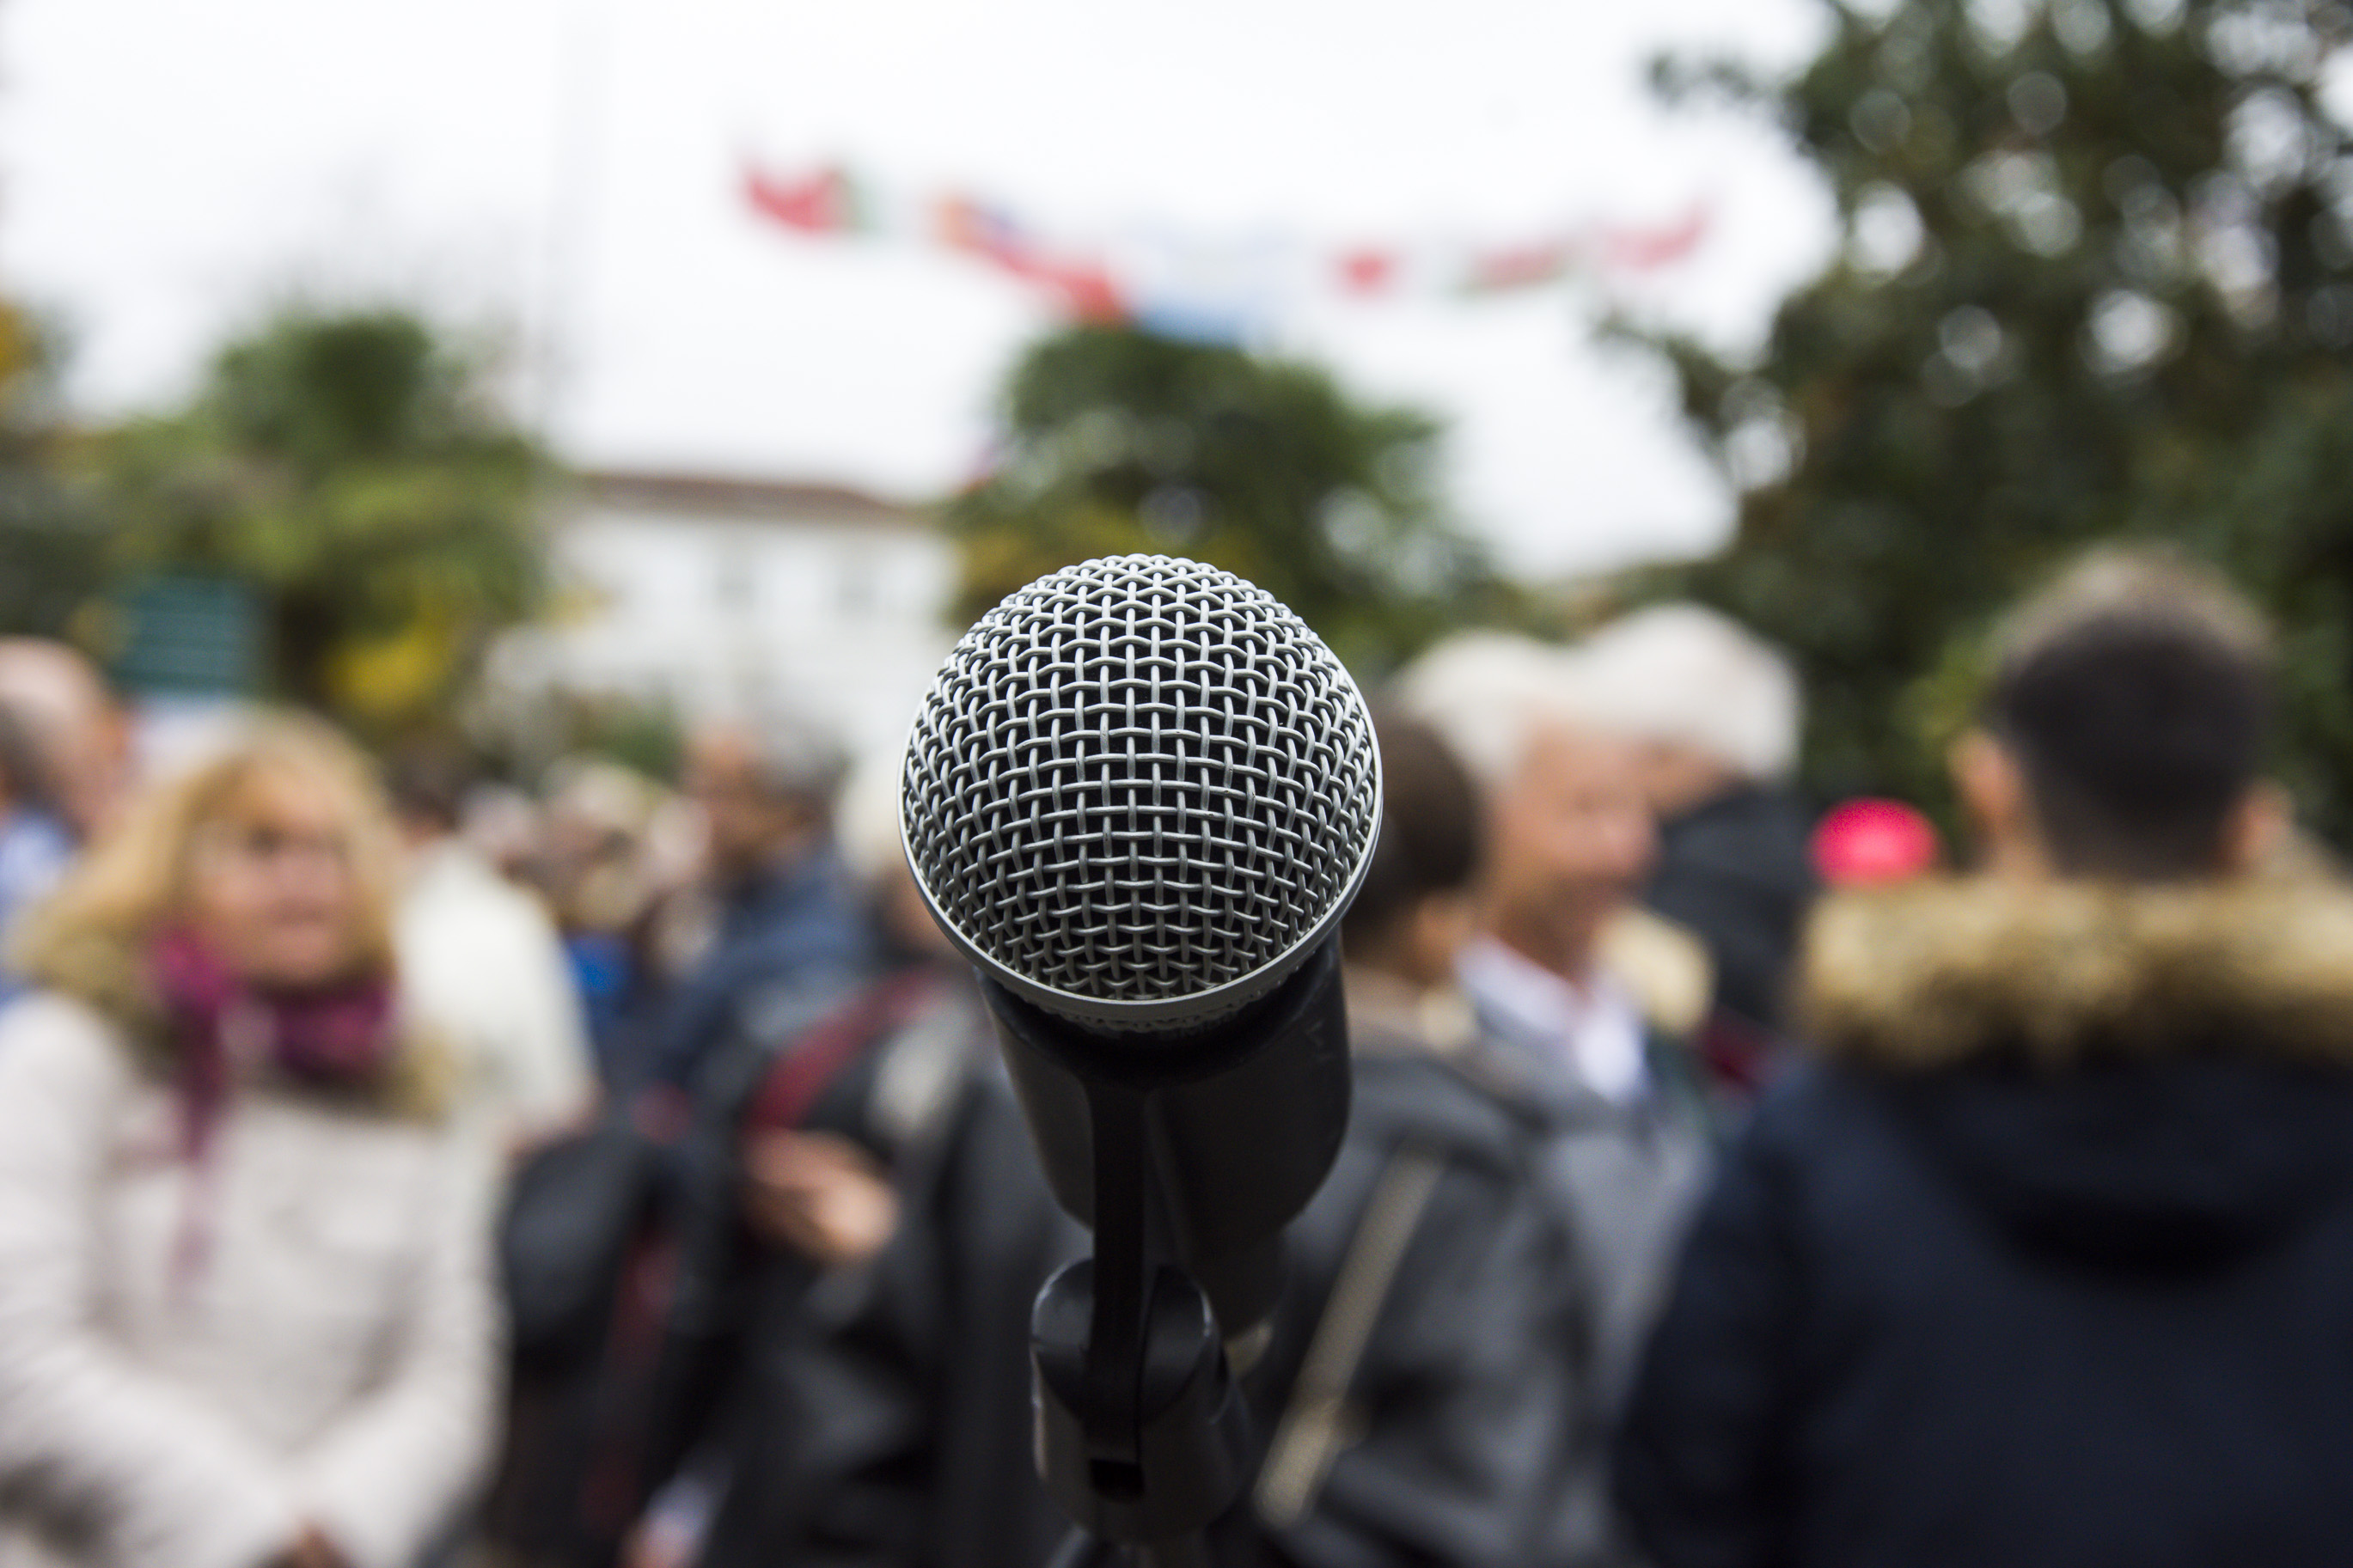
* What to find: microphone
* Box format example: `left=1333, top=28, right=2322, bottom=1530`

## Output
left=900, top=554, right=1381, bottom=1549
left=901, top=552, right=1380, bottom=1030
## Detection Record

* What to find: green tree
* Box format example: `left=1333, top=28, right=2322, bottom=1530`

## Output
left=947, top=324, right=1523, bottom=673
left=0, top=306, right=107, bottom=638
left=87, top=305, right=547, bottom=731
left=1647, top=0, right=2353, bottom=836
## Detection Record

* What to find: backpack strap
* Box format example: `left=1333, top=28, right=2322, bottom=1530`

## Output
left=1254, top=1141, right=1447, bottom=1529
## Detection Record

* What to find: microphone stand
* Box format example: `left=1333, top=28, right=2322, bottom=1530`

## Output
left=1024, top=1079, right=1250, bottom=1567
left=1046, top=1528, right=1216, bottom=1568
left=978, top=946, right=1353, bottom=1568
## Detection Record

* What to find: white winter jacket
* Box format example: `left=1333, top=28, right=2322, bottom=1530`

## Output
left=396, top=841, right=594, bottom=1147
left=0, top=992, right=500, bottom=1568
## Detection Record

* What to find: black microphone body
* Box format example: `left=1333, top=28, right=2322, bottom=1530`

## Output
left=899, top=555, right=1381, bottom=1557
left=985, top=936, right=1350, bottom=1345
left=991, top=940, right=1349, bottom=1547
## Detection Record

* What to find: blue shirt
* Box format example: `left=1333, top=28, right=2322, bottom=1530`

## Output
left=0, top=809, right=73, bottom=1010
left=642, top=841, right=874, bottom=1093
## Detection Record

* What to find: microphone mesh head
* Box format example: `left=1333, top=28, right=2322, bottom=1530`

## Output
left=902, top=554, right=1381, bottom=1028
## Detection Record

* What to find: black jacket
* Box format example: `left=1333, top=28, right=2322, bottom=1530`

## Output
left=705, top=991, right=1081, bottom=1568
left=1617, top=877, right=2353, bottom=1568
left=1644, top=785, right=1817, bottom=1035
left=749, top=973, right=1593, bottom=1568
left=641, top=843, right=875, bottom=1093
left=1235, top=989, right=1586, bottom=1568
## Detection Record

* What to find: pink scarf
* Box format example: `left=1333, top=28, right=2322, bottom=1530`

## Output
left=149, top=928, right=399, bottom=1282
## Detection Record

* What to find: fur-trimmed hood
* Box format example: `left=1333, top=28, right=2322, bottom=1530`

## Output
left=1802, top=876, right=2353, bottom=1070
left=1800, top=876, right=2353, bottom=1272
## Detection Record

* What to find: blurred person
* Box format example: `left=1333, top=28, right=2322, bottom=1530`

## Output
left=0, top=702, right=74, bottom=1007
left=460, top=783, right=549, bottom=891
left=725, top=753, right=931, bottom=1278
left=1614, top=550, right=2353, bottom=1568
left=486, top=720, right=872, bottom=1568
left=1574, top=604, right=1818, bottom=1064
left=636, top=712, right=871, bottom=1098
left=1394, top=631, right=1713, bottom=1563
left=622, top=712, right=875, bottom=1540
left=0, top=715, right=498, bottom=1568
left=627, top=758, right=1074, bottom=1568
left=388, top=750, right=595, bottom=1151
left=1226, top=711, right=1585, bottom=1568
left=716, top=718, right=1589, bottom=1568
left=0, top=638, right=129, bottom=843
left=536, top=759, right=672, bottom=1080
left=749, top=713, right=1649, bottom=1568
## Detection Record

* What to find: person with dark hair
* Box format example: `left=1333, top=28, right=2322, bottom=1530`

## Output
left=1217, top=709, right=1586, bottom=1568
left=724, top=715, right=1596, bottom=1568
left=489, top=717, right=876, bottom=1568
left=1615, top=548, right=2353, bottom=1568
left=1337, top=713, right=1486, bottom=963
left=644, top=815, right=1078, bottom=1568
left=1965, top=550, right=2277, bottom=882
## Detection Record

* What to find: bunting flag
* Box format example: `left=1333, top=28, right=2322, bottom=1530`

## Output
left=746, top=165, right=871, bottom=235
left=740, top=160, right=1708, bottom=334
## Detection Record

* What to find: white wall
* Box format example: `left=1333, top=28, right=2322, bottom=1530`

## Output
left=496, top=485, right=959, bottom=767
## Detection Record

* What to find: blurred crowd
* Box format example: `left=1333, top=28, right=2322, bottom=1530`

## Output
left=3, top=542, right=2345, bottom=1568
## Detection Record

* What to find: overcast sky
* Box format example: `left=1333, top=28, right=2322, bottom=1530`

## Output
left=0, top=0, right=1833, bottom=578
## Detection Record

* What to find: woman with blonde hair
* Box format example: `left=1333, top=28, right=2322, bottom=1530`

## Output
left=0, top=716, right=498, bottom=1568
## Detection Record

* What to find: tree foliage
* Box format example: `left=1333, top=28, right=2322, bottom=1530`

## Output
left=0, top=307, right=107, bottom=639
left=945, top=325, right=1525, bottom=674
left=85, top=306, right=547, bottom=733
left=1649, top=0, right=2353, bottom=837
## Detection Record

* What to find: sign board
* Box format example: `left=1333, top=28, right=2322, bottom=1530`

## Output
left=109, top=575, right=263, bottom=699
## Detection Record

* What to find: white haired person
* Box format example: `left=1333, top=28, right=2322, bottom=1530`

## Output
left=1574, top=605, right=1818, bottom=1085
left=1392, top=633, right=1713, bottom=1568
left=0, top=717, right=498, bottom=1568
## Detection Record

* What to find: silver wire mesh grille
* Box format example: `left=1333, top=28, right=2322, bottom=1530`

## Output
left=902, top=554, right=1379, bottom=1018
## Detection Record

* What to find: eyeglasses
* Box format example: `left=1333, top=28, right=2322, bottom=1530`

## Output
left=193, top=820, right=352, bottom=871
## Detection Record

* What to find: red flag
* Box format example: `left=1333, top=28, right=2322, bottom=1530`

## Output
left=745, top=164, right=856, bottom=235
left=935, top=193, right=1123, bottom=320
left=1598, top=204, right=1710, bottom=272
left=1002, top=249, right=1126, bottom=321
left=1461, top=237, right=1576, bottom=294
left=1335, top=248, right=1400, bottom=296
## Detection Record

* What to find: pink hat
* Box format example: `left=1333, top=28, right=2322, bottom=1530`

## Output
left=1812, top=798, right=1940, bottom=887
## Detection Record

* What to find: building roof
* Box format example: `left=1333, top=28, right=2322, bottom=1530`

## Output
left=571, top=468, right=932, bottom=529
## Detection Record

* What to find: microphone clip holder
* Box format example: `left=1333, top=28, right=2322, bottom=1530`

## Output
left=979, top=942, right=1353, bottom=1564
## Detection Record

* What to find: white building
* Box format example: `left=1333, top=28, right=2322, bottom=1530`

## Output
left=494, top=470, right=960, bottom=766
